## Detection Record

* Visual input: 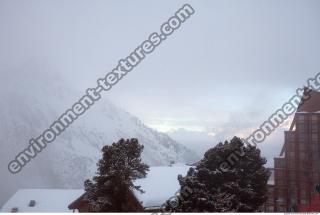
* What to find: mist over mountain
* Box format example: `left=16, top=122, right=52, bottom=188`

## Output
left=0, top=62, right=199, bottom=207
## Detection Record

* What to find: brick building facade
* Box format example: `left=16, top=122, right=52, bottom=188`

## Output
left=267, top=89, right=320, bottom=212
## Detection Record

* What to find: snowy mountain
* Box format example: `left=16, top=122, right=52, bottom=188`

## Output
left=0, top=62, right=198, bottom=207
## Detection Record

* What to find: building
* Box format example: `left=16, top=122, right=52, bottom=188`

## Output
left=271, top=88, right=320, bottom=212
left=299, top=194, right=320, bottom=212
left=68, top=189, right=144, bottom=212
left=264, top=168, right=275, bottom=212
left=1, top=165, right=189, bottom=212
left=68, top=165, right=190, bottom=212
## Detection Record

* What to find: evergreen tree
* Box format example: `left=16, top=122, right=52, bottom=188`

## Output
left=84, top=138, right=149, bottom=212
left=165, top=137, right=270, bottom=212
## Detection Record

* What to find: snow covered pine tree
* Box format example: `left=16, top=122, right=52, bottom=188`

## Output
left=84, top=138, right=149, bottom=212
left=165, top=137, right=270, bottom=212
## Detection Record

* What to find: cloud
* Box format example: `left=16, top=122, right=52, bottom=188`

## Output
left=0, top=0, right=319, bottom=170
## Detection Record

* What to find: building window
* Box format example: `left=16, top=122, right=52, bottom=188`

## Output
left=300, top=198, right=309, bottom=205
left=288, top=161, right=296, bottom=169
left=313, top=174, right=320, bottom=183
left=267, top=206, right=274, bottom=212
left=300, top=162, right=308, bottom=170
left=312, top=145, right=319, bottom=160
left=290, top=134, right=295, bottom=142
left=312, top=135, right=318, bottom=144
left=300, top=174, right=310, bottom=182
left=311, top=115, right=318, bottom=122
left=312, top=143, right=318, bottom=151
left=277, top=171, right=285, bottom=178
left=288, top=171, right=295, bottom=179
left=299, top=143, right=306, bottom=151
left=312, top=160, right=320, bottom=171
left=277, top=205, right=285, bottom=212
left=278, top=189, right=286, bottom=198
left=290, top=197, right=297, bottom=204
left=299, top=133, right=306, bottom=141
left=300, top=152, right=307, bottom=160
left=299, top=123, right=306, bottom=131
left=311, top=123, right=318, bottom=132
left=289, top=181, right=296, bottom=187
left=312, top=134, right=318, bottom=142
left=277, top=180, right=284, bottom=186
left=28, top=200, right=36, bottom=207
left=286, top=132, right=295, bottom=142
left=298, top=115, right=305, bottom=122
left=11, top=208, right=18, bottom=213
left=288, top=142, right=295, bottom=151
left=300, top=189, right=308, bottom=198
left=277, top=196, right=285, bottom=203
left=290, top=190, right=298, bottom=199
left=276, top=159, right=286, bottom=168
left=289, top=152, right=295, bottom=159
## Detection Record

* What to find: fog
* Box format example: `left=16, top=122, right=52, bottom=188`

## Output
left=1, top=0, right=320, bottom=208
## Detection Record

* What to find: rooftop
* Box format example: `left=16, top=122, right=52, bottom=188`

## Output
left=297, top=89, right=320, bottom=113
left=0, top=189, right=83, bottom=213
left=1, top=165, right=190, bottom=212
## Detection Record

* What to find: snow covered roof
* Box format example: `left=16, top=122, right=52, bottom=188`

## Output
left=1, top=165, right=274, bottom=212
left=0, top=189, right=84, bottom=213
left=1, top=165, right=190, bottom=212
left=134, top=164, right=190, bottom=207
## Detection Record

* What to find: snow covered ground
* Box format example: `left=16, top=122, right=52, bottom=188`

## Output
left=1, top=165, right=191, bottom=212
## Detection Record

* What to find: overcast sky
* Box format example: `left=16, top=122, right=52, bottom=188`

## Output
left=1, top=0, right=320, bottom=164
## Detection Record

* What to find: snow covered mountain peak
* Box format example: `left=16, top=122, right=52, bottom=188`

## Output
left=0, top=62, right=198, bottom=207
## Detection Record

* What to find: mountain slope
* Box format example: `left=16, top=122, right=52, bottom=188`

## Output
left=0, top=62, right=198, bottom=207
